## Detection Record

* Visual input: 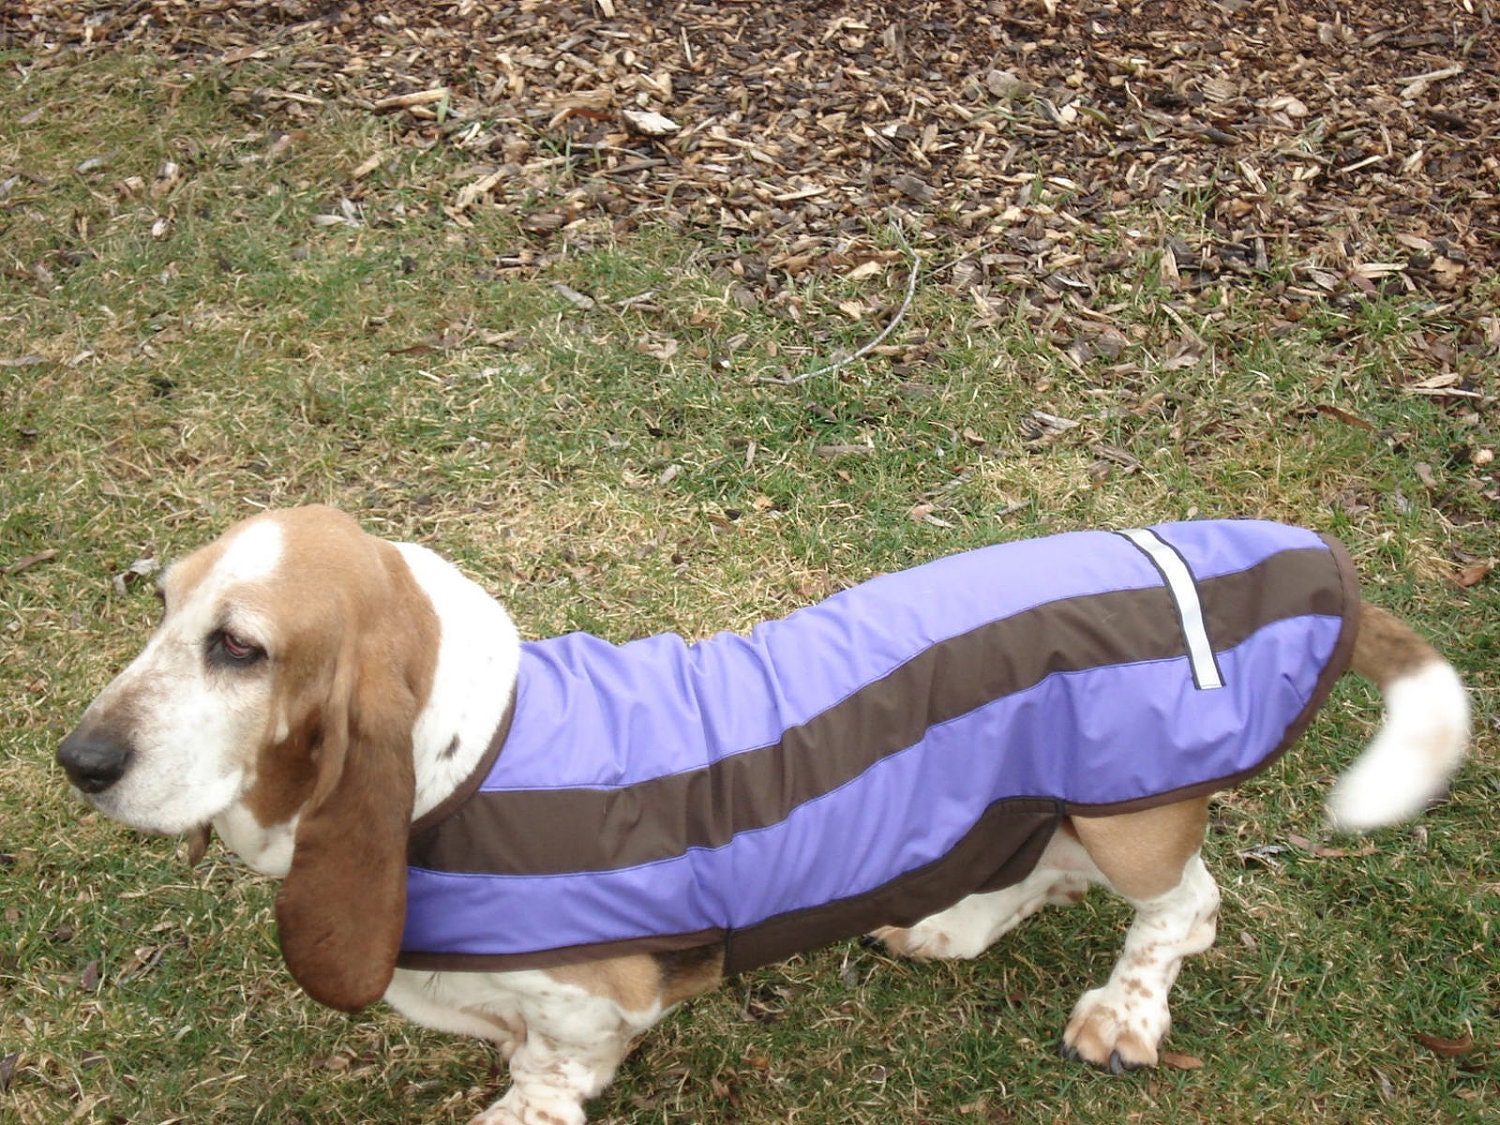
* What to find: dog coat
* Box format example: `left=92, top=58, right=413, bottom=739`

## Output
left=400, top=520, right=1359, bottom=975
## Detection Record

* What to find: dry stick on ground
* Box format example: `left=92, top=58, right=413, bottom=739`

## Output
left=761, top=224, right=922, bottom=387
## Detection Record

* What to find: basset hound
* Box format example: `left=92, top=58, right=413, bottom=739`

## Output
left=58, top=506, right=1469, bottom=1125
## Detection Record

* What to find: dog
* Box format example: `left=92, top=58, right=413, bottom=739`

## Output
left=58, top=506, right=1469, bottom=1125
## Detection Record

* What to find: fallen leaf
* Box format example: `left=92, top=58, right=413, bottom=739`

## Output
left=551, top=283, right=595, bottom=311
left=636, top=335, right=679, bottom=361
left=1159, top=1051, right=1204, bottom=1070
left=1316, top=403, right=1376, bottom=431
left=112, top=556, right=160, bottom=596
left=1414, top=1032, right=1476, bottom=1057
left=3, top=548, right=57, bottom=575
left=1454, top=561, right=1492, bottom=588
left=79, top=959, right=100, bottom=992
left=116, top=945, right=166, bottom=983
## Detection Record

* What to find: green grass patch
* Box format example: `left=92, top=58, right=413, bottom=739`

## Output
left=2, top=49, right=1496, bottom=1125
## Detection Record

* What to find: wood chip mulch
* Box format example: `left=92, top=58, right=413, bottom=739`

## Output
left=5, top=1, right=1498, bottom=350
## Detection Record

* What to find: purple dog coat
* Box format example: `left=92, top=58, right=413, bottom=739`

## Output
left=399, top=520, right=1359, bottom=975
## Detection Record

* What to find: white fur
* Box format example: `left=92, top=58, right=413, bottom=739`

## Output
left=1062, top=855, right=1220, bottom=1069
left=75, top=519, right=286, bottom=834
left=1327, top=660, right=1470, bottom=832
left=386, top=968, right=660, bottom=1125
left=214, top=805, right=298, bottom=877
left=393, top=542, right=520, bottom=820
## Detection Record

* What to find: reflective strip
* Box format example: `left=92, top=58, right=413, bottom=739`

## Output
left=1117, top=527, right=1224, bottom=690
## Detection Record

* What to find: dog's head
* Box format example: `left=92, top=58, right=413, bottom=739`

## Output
left=58, top=506, right=438, bottom=1010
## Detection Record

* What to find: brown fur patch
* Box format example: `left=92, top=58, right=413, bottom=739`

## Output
left=1351, top=601, right=1440, bottom=688
left=546, top=946, right=726, bottom=1013
left=547, top=956, right=666, bottom=1014
left=1070, top=798, right=1210, bottom=901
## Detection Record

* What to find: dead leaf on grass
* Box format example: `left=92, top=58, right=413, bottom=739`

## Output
left=1453, top=561, right=1493, bottom=588
left=1287, top=833, right=1377, bottom=859
left=1159, top=1050, right=1205, bottom=1070
left=1414, top=1032, right=1476, bottom=1058
left=3, top=549, right=57, bottom=575
left=636, top=335, right=679, bottom=361
left=115, top=945, right=166, bottom=984
left=1315, top=403, right=1376, bottom=431
left=111, top=555, right=159, bottom=596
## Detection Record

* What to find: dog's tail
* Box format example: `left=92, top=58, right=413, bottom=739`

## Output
left=1325, top=603, right=1470, bottom=832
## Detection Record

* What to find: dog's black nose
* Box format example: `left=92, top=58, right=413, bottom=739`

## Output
left=57, top=728, right=133, bottom=794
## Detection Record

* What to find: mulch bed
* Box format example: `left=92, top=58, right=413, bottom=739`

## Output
left=5, top=1, right=1498, bottom=352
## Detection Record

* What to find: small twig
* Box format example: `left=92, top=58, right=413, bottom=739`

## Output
left=761, top=224, right=921, bottom=387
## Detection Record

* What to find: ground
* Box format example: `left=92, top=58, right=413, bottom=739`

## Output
left=4, top=0, right=1497, bottom=334
left=1, top=3, right=1497, bottom=1124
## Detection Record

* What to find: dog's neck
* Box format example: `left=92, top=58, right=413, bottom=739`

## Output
left=393, top=542, right=522, bottom=823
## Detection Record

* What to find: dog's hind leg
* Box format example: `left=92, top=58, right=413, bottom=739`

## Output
left=873, top=830, right=1093, bottom=961
left=1059, top=798, right=1217, bottom=1072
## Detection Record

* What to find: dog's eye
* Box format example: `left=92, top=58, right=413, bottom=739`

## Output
left=212, top=629, right=265, bottom=665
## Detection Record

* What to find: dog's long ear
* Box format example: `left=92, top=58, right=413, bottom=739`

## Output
left=274, top=636, right=417, bottom=1011
left=272, top=541, right=435, bottom=1013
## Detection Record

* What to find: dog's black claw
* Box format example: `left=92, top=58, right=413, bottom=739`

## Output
left=1057, top=1040, right=1081, bottom=1063
left=857, top=935, right=882, bottom=950
left=1108, top=1050, right=1137, bottom=1076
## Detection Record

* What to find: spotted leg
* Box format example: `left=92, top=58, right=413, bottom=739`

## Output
left=1059, top=852, right=1220, bottom=1071
left=468, top=1027, right=637, bottom=1125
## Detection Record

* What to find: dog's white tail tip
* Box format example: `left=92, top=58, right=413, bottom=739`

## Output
left=1326, top=660, right=1470, bottom=833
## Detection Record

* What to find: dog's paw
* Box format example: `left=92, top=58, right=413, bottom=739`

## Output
left=467, top=1095, right=582, bottom=1125
left=869, top=923, right=959, bottom=961
left=1059, top=986, right=1166, bottom=1073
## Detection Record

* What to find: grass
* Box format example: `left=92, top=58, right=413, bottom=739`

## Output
left=2, top=48, right=1497, bottom=1125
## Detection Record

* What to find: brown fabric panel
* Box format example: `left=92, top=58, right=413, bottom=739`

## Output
left=1068, top=535, right=1361, bottom=817
left=394, top=926, right=726, bottom=974
left=409, top=546, right=1344, bottom=878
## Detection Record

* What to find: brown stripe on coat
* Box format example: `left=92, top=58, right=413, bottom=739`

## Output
left=408, top=546, right=1347, bottom=879
left=396, top=926, right=728, bottom=974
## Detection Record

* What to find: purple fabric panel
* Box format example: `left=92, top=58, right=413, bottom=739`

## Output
left=1150, top=519, right=1326, bottom=581
left=402, top=612, right=1341, bottom=957
left=993, top=613, right=1342, bottom=805
left=487, top=530, right=1173, bottom=791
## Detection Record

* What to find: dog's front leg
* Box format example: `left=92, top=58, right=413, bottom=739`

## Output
left=466, top=977, right=664, bottom=1125
left=470, top=1025, right=635, bottom=1125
